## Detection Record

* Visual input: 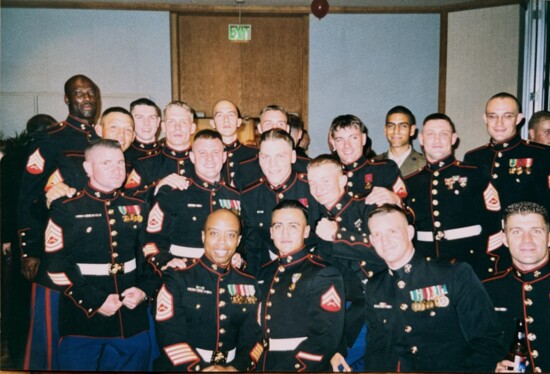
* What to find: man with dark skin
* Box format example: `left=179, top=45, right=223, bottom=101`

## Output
left=17, top=74, right=101, bottom=370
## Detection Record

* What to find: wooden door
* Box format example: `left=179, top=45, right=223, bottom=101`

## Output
left=171, top=12, right=309, bottom=135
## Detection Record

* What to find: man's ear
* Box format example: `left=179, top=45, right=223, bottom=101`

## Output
left=94, top=124, right=103, bottom=137
left=83, top=160, right=92, bottom=178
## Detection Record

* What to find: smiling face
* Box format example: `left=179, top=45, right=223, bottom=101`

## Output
left=368, top=211, right=415, bottom=269
left=259, top=138, right=296, bottom=186
left=419, top=119, right=457, bottom=163
left=131, top=104, right=160, bottom=143
left=503, top=213, right=550, bottom=272
left=270, top=207, right=310, bottom=257
left=95, top=111, right=135, bottom=152
left=330, top=126, right=366, bottom=165
left=202, top=210, right=242, bottom=267
left=483, top=97, right=524, bottom=143
left=385, top=113, right=415, bottom=150
left=307, top=162, right=347, bottom=209
left=190, top=137, right=226, bottom=183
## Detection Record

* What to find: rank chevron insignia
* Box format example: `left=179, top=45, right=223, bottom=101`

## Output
left=124, top=169, right=141, bottom=189
left=45, top=219, right=63, bottom=252
left=483, top=183, right=501, bottom=212
left=320, top=285, right=342, bottom=312
left=26, top=149, right=45, bottom=174
left=45, top=169, right=64, bottom=192
left=155, top=285, right=174, bottom=321
left=146, top=202, right=164, bottom=233
left=392, top=177, right=407, bottom=199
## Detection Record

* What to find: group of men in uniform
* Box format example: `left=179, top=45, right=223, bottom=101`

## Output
left=3, top=73, right=549, bottom=372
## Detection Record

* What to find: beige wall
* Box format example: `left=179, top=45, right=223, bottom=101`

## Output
left=446, top=4, right=521, bottom=160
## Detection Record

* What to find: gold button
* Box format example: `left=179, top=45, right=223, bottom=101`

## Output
left=524, top=284, right=533, bottom=291
left=534, top=367, right=542, bottom=373
left=112, top=242, right=118, bottom=247
left=109, top=219, right=116, bottom=225
left=86, top=227, right=92, bottom=233
left=220, top=314, right=226, bottom=320
left=525, top=298, right=533, bottom=306
left=411, top=346, right=418, bottom=354
left=270, top=289, right=275, bottom=294
left=433, top=171, right=439, bottom=177
left=111, top=230, right=118, bottom=236
left=433, top=210, right=439, bottom=216
left=433, top=200, right=439, bottom=206
left=528, top=333, right=536, bottom=341
left=400, top=304, right=408, bottom=311
left=196, top=304, right=201, bottom=309
left=295, top=364, right=300, bottom=369
left=108, top=209, right=114, bottom=215
left=432, top=180, right=438, bottom=186
left=404, top=326, right=412, bottom=333
left=266, top=315, right=271, bottom=320
left=434, top=221, right=441, bottom=228
left=429, top=311, right=436, bottom=316
left=220, top=328, right=225, bottom=334
left=267, top=301, right=272, bottom=307
left=492, top=174, right=498, bottom=179
left=218, top=342, right=223, bottom=347
left=526, top=316, right=534, bottom=324
left=532, top=350, right=538, bottom=358
left=431, top=189, right=438, bottom=195
left=398, top=280, right=406, bottom=289
left=219, top=301, right=226, bottom=307
left=112, top=253, right=119, bottom=258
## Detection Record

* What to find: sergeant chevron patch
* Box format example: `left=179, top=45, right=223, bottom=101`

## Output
left=320, top=285, right=342, bottom=312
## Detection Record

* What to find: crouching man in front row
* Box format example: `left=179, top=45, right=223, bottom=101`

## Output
left=154, top=209, right=263, bottom=372
left=258, top=200, right=345, bottom=371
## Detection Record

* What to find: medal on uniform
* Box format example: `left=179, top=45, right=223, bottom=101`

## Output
left=444, top=177, right=455, bottom=190
left=364, top=174, right=373, bottom=190
left=289, top=273, right=302, bottom=291
left=410, top=284, right=449, bottom=312
left=218, top=199, right=241, bottom=215
left=119, top=205, right=143, bottom=223
left=459, top=176, right=468, bottom=188
left=509, top=159, right=518, bottom=175
left=227, top=284, right=257, bottom=304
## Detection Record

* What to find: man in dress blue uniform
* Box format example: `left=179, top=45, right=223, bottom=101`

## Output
left=235, top=105, right=310, bottom=189
left=258, top=200, right=345, bottom=372
left=154, top=209, right=263, bottom=371
left=241, top=129, right=321, bottom=276
left=45, top=140, right=154, bottom=371
left=17, top=74, right=101, bottom=370
left=125, top=98, right=161, bottom=165
left=484, top=202, right=550, bottom=373
left=374, top=106, right=425, bottom=177
left=142, top=129, right=241, bottom=274
left=464, top=93, right=550, bottom=271
left=403, top=113, right=502, bottom=278
left=364, top=204, right=503, bottom=372
left=124, top=100, right=196, bottom=197
left=209, top=99, right=257, bottom=187
left=329, top=114, right=407, bottom=201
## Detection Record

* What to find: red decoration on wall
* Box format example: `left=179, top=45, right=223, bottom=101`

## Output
left=311, top=0, right=329, bottom=19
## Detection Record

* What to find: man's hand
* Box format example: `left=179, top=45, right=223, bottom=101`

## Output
left=231, top=253, right=243, bottom=269
left=155, top=173, right=190, bottom=195
left=21, top=256, right=40, bottom=281
left=2, top=242, right=11, bottom=256
left=46, top=182, right=76, bottom=208
left=121, top=287, right=146, bottom=310
left=495, top=359, right=524, bottom=372
left=316, top=218, right=338, bottom=241
left=331, top=353, right=351, bottom=372
left=97, top=294, right=123, bottom=316
left=162, top=258, right=188, bottom=271
left=365, top=186, right=402, bottom=206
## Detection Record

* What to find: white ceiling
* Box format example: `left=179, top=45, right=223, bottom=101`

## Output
left=3, top=0, right=516, bottom=12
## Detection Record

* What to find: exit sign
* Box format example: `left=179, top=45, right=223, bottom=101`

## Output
left=228, top=24, right=251, bottom=42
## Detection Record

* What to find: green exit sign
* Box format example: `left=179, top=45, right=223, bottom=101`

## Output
left=228, top=24, right=251, bottom=42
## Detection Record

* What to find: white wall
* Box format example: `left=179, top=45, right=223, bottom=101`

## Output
left=445, top=4, right=521, bottom=159
left=1, top=8, right=171, bottom=137
left=308, top=13, right=440, bottom=157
